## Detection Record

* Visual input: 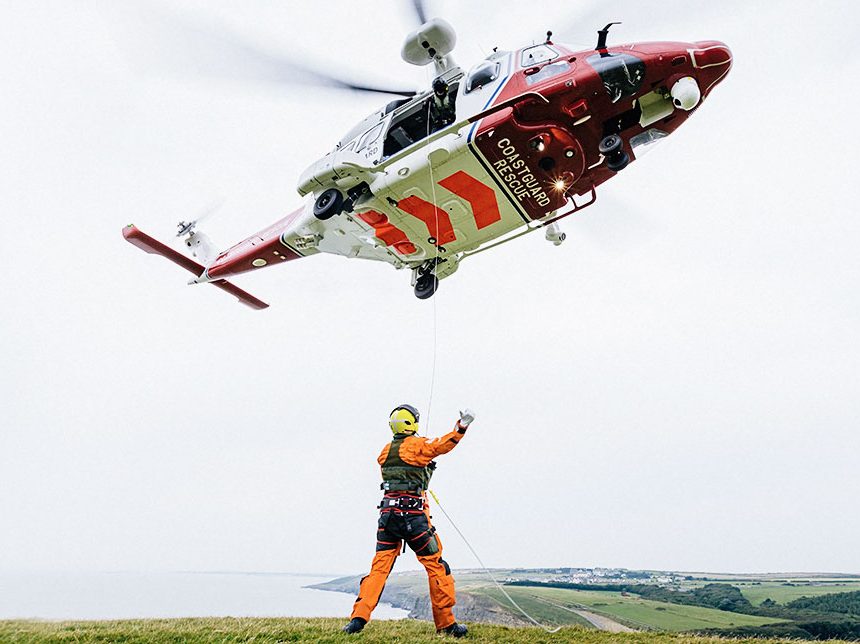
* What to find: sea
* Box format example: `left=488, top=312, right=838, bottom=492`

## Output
left=0, top=571, right=409, bottom=620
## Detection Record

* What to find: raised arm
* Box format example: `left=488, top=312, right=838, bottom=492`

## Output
left=400, top=409, right=476, bottom=467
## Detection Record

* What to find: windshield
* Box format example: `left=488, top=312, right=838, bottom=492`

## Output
left=521, top=44, right=558, bottom=67
left=525, top=60, right=570, bottom=86
left=587, top=52, right=646, bottom=103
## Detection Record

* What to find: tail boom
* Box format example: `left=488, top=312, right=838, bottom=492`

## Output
left=122, top=225, right=269, bottom=310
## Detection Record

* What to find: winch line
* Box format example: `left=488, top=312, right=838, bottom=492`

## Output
left=429, top=490, right=562, bottom=634
left=423, top=78, right=559, bottom=635
left=423, top=89, right=440, bottom=435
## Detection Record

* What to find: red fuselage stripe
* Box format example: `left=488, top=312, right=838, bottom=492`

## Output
left=438, top=170, right=502, bottom=230
left=396, top=195, right=456, bottom=245
left=357, top=211, right=416, bottom=255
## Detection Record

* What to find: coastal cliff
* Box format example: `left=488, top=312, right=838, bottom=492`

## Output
left=308, top=572, right=525, bottom=625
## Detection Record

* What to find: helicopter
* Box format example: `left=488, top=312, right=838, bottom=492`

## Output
left=122, top=8, right=731, bottom=309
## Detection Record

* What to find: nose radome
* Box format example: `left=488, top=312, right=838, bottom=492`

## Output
left=690, top=40, right=732, bottom=68
left=689, top=40, right=732, bottom=95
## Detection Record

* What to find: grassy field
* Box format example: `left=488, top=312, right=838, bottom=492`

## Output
left=0, top=617, right=851, bottom=644
left=469, top=587, right=595, bottom=628
left=475, top=587, right=786, bottom=632
left=737, top=582, right=860, bottom=606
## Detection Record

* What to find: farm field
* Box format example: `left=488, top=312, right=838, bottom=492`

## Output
left=476, top=586, right=786, bottom=632
left=737, top=582, right=860, bottom=606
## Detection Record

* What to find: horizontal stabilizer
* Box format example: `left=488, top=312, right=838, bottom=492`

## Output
left=122, top=225, right=268, bottom=310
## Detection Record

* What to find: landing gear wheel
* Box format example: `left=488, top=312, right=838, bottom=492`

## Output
left=414, top=273, right=439, bottom=299
left=606, top=150, right=630, bottom=171
left=599, top=134, right=630, bottom=172
left=598, top=134, right=622, bottom=155
left=313, top=188, right=344, bottom=220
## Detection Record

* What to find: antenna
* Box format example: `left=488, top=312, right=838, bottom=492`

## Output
left=596, top=22, right=621, bottom=50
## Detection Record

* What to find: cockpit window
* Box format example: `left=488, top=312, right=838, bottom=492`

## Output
left=587, top=52, right=646, bottom=103
left=630, top=128, right=667, bottom=156
left=356, top=123, right=384, bottom=151
left=521, top=44, right=558, bottom=67
left=525, top=61, right=570, bottom=85
left=465, top=60, right=500, bottom=93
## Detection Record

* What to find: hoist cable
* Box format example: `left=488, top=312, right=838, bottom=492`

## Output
left=421, top=75, right=559, bottom=635
left=428, top=490, right=562, bottom=633
left=423, top=85, right=440, bottom=434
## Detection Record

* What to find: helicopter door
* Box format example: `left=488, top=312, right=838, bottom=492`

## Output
left=382, top=83, right=459, bottom=158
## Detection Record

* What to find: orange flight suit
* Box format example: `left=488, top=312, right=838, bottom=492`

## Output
left=350, top=425, right=466, bottom=630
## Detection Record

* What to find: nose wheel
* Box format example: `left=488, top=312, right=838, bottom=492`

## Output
left=599, top=134, right=630, bottom=172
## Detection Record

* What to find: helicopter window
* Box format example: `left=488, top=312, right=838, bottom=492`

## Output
left=356, top=123, right=384, bottom=151
left=383, top=102, right=427, bottom=157
left=465, top=60, right=500, bottom=93
left=520, top=44, right=558, bottom=67
left=384, top=98, right=411, bottom=114
left=525, top=60, right=569, bottom=86
left=630, top=128, right=667, bottom=156
left=587, top=52, right=646, bottom=103
left=382, top=81, right=459, bottom=158
left=338, top=121, right=371, bottom=149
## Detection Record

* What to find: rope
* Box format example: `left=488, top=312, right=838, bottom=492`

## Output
left=429, top=490, right=562, bottom=633
left=423, top=83, right=441, bottom=434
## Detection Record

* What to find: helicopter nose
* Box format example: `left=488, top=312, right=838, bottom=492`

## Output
left=689, top=40, right=732, bottom=96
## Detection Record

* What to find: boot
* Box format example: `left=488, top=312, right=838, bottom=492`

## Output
left=438, top=622, right=468, bottom=637
left=342, top=617, right=366, bottom=634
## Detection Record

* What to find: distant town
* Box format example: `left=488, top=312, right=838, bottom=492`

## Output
left=504, top=567, right=687, bottom=586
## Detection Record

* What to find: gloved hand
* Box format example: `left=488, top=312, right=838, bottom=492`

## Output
left=457, top=408, right=476, bottom=432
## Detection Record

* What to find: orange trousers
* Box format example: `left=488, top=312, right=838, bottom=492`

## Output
left=350, top=510, right=456, bottom=629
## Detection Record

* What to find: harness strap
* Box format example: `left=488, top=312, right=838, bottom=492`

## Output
left=381, top=481, right=426, bottom=492
left=378, top=494, right=425, bottom=512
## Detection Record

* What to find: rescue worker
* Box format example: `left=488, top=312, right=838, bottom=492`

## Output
left=429, top=77, right=456, bottom=132
left=343, top=404, right=475, bottom=637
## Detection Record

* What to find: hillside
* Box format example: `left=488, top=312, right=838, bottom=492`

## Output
left=312, top=568, right=860, bottom=639
left=1, top=617, right=855, bottom=643
left=787, top=591, right=860, bottom=614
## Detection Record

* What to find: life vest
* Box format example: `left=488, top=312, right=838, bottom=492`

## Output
left=381, top=433, right=436, bottom=492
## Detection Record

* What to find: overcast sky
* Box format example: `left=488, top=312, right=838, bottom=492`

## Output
left=1, top=0, right=859, bottom=579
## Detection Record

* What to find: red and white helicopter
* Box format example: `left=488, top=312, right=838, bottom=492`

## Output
left=123, top=6, right=731, bottom=309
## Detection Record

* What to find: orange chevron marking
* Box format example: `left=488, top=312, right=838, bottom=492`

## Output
left=438, top=170, right=502, bottom=230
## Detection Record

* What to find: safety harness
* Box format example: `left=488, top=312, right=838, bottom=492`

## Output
left=380, top=433, right=436, bottom=493
left=379, top=492, right=425, bottom=513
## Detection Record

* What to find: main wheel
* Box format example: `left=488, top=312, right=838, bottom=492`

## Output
left=599, top=134, right=629, bottom=172
left=598, top=134, right=622, bottom=156
left=606, top=150, right=630, bottom=171
left=313, top=188, right=344, bottom=220
left=414, top=273, right=439, bottom=299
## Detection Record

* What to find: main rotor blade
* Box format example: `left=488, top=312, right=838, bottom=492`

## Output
left=121, top=6, right=418, bottom=97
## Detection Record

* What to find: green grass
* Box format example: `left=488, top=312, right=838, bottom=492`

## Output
left=477, top=587, right=785, bottom=632
left=0, top=617, right=847, bottom=643
left=473, top=587, right=595, bottom=628
left=738, top=582, right=860, bottom=606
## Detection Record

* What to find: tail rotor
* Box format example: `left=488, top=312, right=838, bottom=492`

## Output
left=176, top=199, right=224, bottom=267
